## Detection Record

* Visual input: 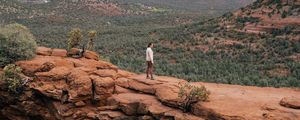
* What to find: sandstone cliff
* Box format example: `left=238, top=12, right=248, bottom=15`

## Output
left=0, top=47, right=299, bottom=120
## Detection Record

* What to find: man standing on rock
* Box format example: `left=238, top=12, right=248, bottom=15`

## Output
left=146, top=43, right=154, bottom=80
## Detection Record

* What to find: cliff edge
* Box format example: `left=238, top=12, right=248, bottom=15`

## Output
left=0, top=47, right=299, bottom=120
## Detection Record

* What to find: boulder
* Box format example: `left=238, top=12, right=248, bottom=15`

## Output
left=65, top=58, right=85, bottom=68
left=116, top=75, right=185, bottom=107
left=97, top=105, right=119, bottom=111
left=52, top=102, right=74, bottom=117
left=21, top=101, right=53, bottom=118
left=35, top=67, right=71, bottom=81
left=16, top=56, right=74, bottom=76
left=33, top=80, right=68, bottom=100
left=261, top=104, right=300, bottom=120
left=72, top=110, right=87, bottom=119
left=127, top=79, right=156, bottom=94
left=108, top=93, right=203, bottom=120
left=115, top=78, right=130, bottom=88
left=90, top=75, right=115, bottom=105
left=87, top=112, right=97, bottom=119
left=79, top=58, right=118, bottom=70
left=35, top=62, right=55, bottom=73
left=97, top=111, right=127, bottom=120
left=76, top=66, right=97, bottom=73
left=67, top=48, right=80, bottom=56
left=116, top=77, right=163, bottom=94
left=16, top=56, right=52, bottom=75
left=107, top=93, right=163, bottom=115
left=155, top=83, right=183, bottom=108
left=83, top=50, right=99, bottom=60
left=37, top=47, right=52, bottom=56
left=280, top=97, right=300, bottom=109
left=163, top=110, right=203, bottom=120
left=75, top=101, right=86, bottom=107
left=67, top=69, right=92, bottom=102
left=117, top=70, right=137, bottom=78
left=51, top=49, right=67, bottom=57
left=61, top=111, right=74, bottom=117
left=51, top=57, right=74, bottom=69
left=92, top=69, right=118, bottom=79
left=114, top=85, right=135, bottom=94
left=138, top=116, right=154, bottom=120
left=191, top=103, right=225, bottom=120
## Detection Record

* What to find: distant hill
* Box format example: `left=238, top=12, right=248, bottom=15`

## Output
left=221, top=0, right=300, bottom=35
left=112, top=0, right=255, bottom=13
left=0, top=0, right=254, bottom=47
left=150, top=0, right=300, bottom=87
left=18, top=0, right=50, bottom=4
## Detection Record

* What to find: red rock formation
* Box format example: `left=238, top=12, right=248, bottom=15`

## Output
left=51, top=49, right=67, bottom=57
left=0, top=47, right=299, bottom=120
left=280, top=97, right=300, bottom=109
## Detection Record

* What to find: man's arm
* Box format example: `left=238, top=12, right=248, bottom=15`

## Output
left=150, top=50, right=154, bottom=64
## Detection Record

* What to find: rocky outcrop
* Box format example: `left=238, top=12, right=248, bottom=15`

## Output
left=0, top=47, right=300, bottom=120
left=280, top=97, right=300, bottom=109
left=108, top=93, right=202, bottom=120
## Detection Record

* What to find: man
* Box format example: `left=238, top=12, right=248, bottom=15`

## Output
left=146, top=43, right=154, bottom=80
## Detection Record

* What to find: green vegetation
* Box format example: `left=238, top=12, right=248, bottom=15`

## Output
left=251, top=0, right=263, bottom=9
left=0, top=23, right=37, bottom=67
left=141, top=19, right=300, bottom=88
left=2, top=0, right=300, bottom=88
left=271, top=25, right=295, bottom=36
left=267, top=0, right=282, bottom=5
left=0, top=64, right=24, bottom=94
left=87, top=30, right=97, bottom=50
left=281, top=10, right=288, bottom=18
left=67, top=28, right=83, bottom=50
left=236, top=16, right=260, bottom=24
left=67, top=28, right=98, bottom=50
left=178, top=82, right=210, bottom=112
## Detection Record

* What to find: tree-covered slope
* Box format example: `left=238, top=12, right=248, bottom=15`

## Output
left=7, top=0, right=300, bottom=88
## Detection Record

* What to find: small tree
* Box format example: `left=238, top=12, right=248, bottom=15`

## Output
left=0, top=64, right=24, bottom=94
left=68, top=28, right=83, bottom=50
left=87, top=30, right=97, bottom=50
left=281, top=10, right=288, bottom=18
left=178, top=82, right=210, bottom=112
left=0, top=23, right=37, bottom=67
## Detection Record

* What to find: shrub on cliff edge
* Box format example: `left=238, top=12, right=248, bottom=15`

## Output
left=67, top=28, right=83, bottom=50
left=0, top=23, right=37, bottom=67
left=87, top=30, right=97, bottom=50
left=0, top=64, right=24, bottom=93
left=178, top=82, right=210, bottom=112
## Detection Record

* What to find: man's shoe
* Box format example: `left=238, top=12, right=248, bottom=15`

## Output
left=151, top=77, right=155, bottom=80
left=146, top=76, right=150, bottom=79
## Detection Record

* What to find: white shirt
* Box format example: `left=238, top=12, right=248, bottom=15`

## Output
left=146, top=47, right=153, bottom=63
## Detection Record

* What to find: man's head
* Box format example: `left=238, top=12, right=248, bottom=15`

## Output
left=148, top=43, right=154, bottom=48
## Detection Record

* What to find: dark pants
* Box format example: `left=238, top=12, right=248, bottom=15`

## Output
left=146, top=61, right=153, bottom=78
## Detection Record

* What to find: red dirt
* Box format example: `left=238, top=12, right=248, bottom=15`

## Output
left=191, top=82, right=300, bottom=119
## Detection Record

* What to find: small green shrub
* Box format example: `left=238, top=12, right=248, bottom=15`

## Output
left=178, top=82, right=210, bottom=112
left=67, top=28, right=83, bottom=50
left=236, top=16, right=260, bottom=24
left=0, top=64, right=24, bottom=94
left=0, top=23, right=37, bottom=67
left=87, top=30, right=97, bottom=50
left=281, top=10, right=287, bottom=18
left=251, top=0, right=263, bottom=9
